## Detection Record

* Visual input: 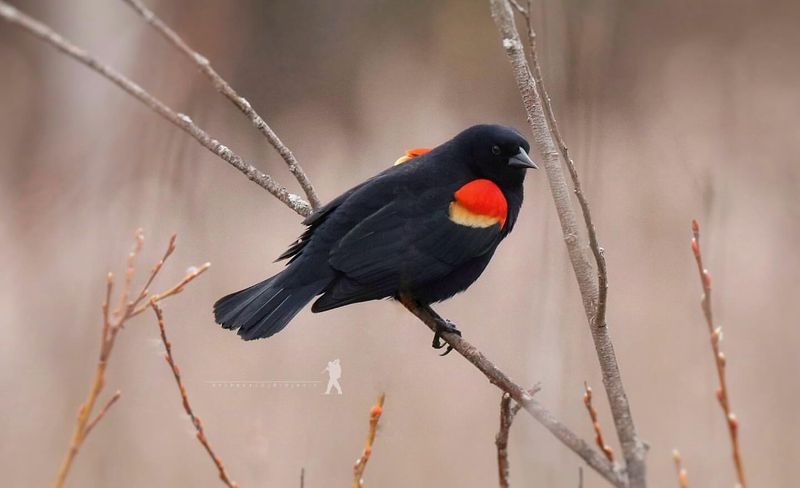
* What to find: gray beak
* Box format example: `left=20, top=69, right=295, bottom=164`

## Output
left=508, top=148, right=538, bottom=169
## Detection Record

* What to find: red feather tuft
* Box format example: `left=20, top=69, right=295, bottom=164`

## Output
left=405, top=147, right=431, bottom=158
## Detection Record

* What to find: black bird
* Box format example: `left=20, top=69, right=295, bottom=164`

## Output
left=214, top=124, right=536, bottom=351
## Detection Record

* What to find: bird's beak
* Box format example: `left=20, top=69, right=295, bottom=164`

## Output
left=508, top=148, right=538, bottom=169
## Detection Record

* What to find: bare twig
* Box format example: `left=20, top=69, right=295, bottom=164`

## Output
left=583, top=383, right=614, bottom=462
left=496, top=393, right=522, bottom=488
left=510, top=0, right=609, bottom=328
left=399, top=297, right=626, bottom=487
left=690, top=220, right=746, bottom=488
left=489, top=1, right=646, bottom=485
left=150, top=302, right=239, bottom=488
left=300, top=467, right=305, bottom=488
left=352, top=393, right=385, bottom=488
left=671, top=450, right=688, bottom=488
left=120, top=0, right=320, bottom=210
left=0, top=1, right=312, bottom=217
left=82, top=390, right=121, bottom=440
left=53, top=230, right=208, bottom=488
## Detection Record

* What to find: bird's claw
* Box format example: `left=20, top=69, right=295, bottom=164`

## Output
left=432, top=319, right=461, bottom=356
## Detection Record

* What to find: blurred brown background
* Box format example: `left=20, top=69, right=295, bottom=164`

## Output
left=1, top=0, right=799, bottom=486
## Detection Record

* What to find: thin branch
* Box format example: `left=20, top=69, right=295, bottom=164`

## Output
left=0, top=1, right=312, bottom=218
left=53, top=230, right=208, bottom=488
left=690, top=220, right=746, bottom=488
left=489, top=1, right=646, bottom=485
left=399, top=297, right=626, bottom=487
left=150, top=302, right=239, bottom=488
left=120, top=0, right=320, bottom=210
left=496, top=393, right=522, bottom=488
left=352, top=393, right=385, bottom=488
left=130, top=262, right=210, bottom=317
left=83, top=391, right=121, bottom=439
left=583, top=383, right=614, bottom=462
left=511, top=0, right=608, bottom=329
left=671, top=450, right=688, bottom=488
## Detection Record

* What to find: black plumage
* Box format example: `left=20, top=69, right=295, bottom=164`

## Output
left=214, top=124, right=536, bottom=341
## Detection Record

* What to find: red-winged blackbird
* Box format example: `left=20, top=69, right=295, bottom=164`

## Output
left=214, top=124, right=536, bottom=350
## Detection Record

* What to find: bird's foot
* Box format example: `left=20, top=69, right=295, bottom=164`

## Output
left=432, top=319, right=461, bottom=356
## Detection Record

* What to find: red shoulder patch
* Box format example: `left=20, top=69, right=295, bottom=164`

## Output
left=453, top=179, right=508, bottom=228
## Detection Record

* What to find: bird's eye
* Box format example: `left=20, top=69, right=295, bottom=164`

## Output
left=491, top=145, right=502, bottom=156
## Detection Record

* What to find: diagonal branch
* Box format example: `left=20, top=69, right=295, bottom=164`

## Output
left=0, top=1, right=312, bottom=218
left=151, top=302, right=239, bottom=488
left=399, top=297, right=626, bottom=487
left=120, top=0, right=321, bottom=210
left=489, top=1, right=646, bottom=485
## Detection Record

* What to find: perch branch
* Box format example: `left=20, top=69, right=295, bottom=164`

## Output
left=150, top=302, right=239, bottom=488
left=671, top=450, right=688, bottom=488
left=489, top=1, right=646, bottom=485
left=352, top=393, right=385, bottom=488
left=583, top=383, right=614, bottom=462
left=690, top=220, right=746, bottom=487
left=53, top=230, right=208, bottom=488
left=399, top=297, right=626, bottom=487
left=120, top=0, right=320, bottom=210
left=0, top=1, right=312, bottom=217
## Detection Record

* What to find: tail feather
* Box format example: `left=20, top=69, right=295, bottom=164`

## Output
left=214, top=275, right=325, bottom=340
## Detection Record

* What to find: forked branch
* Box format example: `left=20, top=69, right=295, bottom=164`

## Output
left=53, top=230, right=209, bottom=488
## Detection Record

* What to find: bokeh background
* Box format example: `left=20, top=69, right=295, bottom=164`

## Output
left=2, top=0, right=799, bottom=486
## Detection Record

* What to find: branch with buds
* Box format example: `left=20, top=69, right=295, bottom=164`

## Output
left=151, top=302, right=239, bottom=488
left=53, top=230, right=209, bottom=488
left=352, top=393, right=386, bottom=488
left=690, top=220, right=746, bottom=488
left=584, top=383, right=615, bottom=463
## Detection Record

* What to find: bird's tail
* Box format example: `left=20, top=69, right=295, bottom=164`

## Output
left=213, top=273, right=326, bottom=340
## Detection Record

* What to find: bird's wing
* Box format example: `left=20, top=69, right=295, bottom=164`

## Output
left=314, top=187, right=502, bottom=309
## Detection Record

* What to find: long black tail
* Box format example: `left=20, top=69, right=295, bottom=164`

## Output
left=214, top=274, right=327, bottom=340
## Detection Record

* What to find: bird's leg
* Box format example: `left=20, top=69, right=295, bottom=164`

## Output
left=397, top=294, right=463, bottom=356
left=419, top=303, right=462, bottom=356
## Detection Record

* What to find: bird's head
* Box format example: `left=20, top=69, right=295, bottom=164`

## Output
left=454, top=124, right=536, bottom=185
